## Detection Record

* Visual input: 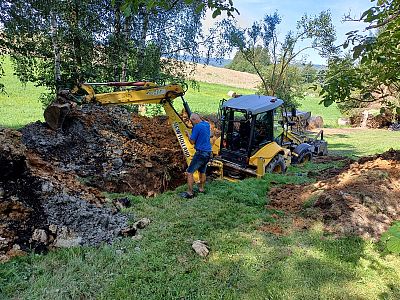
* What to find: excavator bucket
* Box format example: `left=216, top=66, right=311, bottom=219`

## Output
left=44, top=102, right=72, bottom=130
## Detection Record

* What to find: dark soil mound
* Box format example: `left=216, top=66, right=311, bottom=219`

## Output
left=0, top=129, right=135, bottom=262
left=22, top=104, right=187, bottom=196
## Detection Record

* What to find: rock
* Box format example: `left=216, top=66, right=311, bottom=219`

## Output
left=120, top=226, right=137, bottom=237
left=53, top=227, right=82, bottom=248
left=134, top=217, right=151, bottom=229
left=31, top=229, right=48, bottom=243
left=192, top=240, right=210, bottom=257
left=49, top=224, right=58, bottom=234
left=41, top=181, right=54, bottom=193
left=337, top=118, right=350, bottom=126
left=112, top=158, right=124, bottom=168
left=114, top=197, right=131, bottom=210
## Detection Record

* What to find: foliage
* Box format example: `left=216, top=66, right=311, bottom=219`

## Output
left=320, top=0, right=400, bottom=115
left=227, top=46, right=270, bottom=74
left=381, top=222, right=400, bottom=254
left=300, top=62, right=318, bottom=84
left=0, top=0, right=227, bottom=107
left=120, top=0, right=238, bottom=18
left=221, top=11, right=337, bottom=107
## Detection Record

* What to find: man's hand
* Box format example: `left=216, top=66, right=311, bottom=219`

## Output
left=185, top=129, right=190, bottom=137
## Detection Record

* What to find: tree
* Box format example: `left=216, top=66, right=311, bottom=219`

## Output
left=119, top=0, right=238, bottom=18
left=300, top=62, right=318, bottom=84
left=320, top=0, right=400, bottom=115
left=0, top=0, right=231, bottom=105
left=227, top=46, right=270, bottom=74
left=222, top=11, right=337, bottom=106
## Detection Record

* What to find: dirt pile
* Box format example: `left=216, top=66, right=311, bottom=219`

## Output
left=22, top=104, right=187, bottom=196
left=268, top=150, right=400, bottom=240
left=0, top=129, right=137, bottom=262
left=349, top=111, right=400, bottom=128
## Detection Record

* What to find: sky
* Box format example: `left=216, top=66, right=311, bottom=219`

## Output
left=204, top=0, right=373, bottom=65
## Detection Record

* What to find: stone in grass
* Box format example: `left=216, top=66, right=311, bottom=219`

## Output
left=192, top=240, right=210, bottom=257
left=134, top=218, right=151, bottom=229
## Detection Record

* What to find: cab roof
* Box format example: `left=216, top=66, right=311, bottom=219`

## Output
left=222, top=95, right=284, bottom=115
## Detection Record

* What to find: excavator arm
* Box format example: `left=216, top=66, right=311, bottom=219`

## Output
left=44, top=81, right=196, bottom=166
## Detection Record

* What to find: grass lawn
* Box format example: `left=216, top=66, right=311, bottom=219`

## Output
left=325, top=128, right=400, bottom=157
left=1, top=59, right=400, bottom=299
left=1, top=171, right=400, bottom=299
left=0, top=56, right=46, bottom=129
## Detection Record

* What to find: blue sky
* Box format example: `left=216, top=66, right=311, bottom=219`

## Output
left=205, top=0, right=372, bottom=65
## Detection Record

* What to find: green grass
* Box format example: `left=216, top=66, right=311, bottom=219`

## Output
left=326, top=128, right=400, bottom=157
left=1, top=58, right=400, bottom=299
left=184, top=82, right=254, bottom=114
left=0, top=56, right=46, bottom=129
left=298, top=96, right=342, bottom=128
left=1, top=173, right=399, bottom=299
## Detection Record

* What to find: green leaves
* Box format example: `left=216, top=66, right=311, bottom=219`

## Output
left=212, top=8, right=221, bottom=18
left=322, top=0, right=400, bottom=114
left=381, top=222, right=400, bottom=254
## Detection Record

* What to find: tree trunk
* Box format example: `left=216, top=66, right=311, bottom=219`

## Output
left=50, top=10, right=61, bottom=91
left=137, top=4, right=149, bottom=79
left=121, top=16, right=131, bottom=84
left=113, top=6, right=122, bottom=83
left=72, top=0, right=82, bottom=82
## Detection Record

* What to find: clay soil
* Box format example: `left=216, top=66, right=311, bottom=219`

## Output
left=267, top=150, right=400, bottom=240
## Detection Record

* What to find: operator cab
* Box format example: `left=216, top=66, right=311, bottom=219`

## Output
left=219, top=95, right=284, bottom=167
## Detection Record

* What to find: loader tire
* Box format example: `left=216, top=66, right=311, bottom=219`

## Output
left=265, top=154, right=286, bottom=174
left=297, top=149, right=312, bottom=164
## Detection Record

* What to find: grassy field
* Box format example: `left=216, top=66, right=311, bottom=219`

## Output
left=1, top=58, right=400, bottom=299
left=2, top=172, right=400, bottom=299
left=0, top=57, right=46, bottom=129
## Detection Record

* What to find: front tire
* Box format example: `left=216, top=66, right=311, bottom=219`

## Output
left=265, top=154, right=286, bottom=174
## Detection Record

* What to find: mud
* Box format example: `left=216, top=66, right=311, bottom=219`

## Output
left=267, top=150, right=400, bottom=240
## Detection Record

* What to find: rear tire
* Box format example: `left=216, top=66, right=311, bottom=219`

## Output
left=297, top=149, right=312, bottom=164
left=265, top=154, right=286, bottom=174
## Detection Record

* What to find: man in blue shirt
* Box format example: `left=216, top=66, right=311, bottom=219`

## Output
left=180, top=113, right=212, bottom=199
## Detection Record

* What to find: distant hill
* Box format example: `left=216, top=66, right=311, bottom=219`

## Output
left=196, top=57, right=232, bottom=67
left=174, top=55, right=232, bottom=67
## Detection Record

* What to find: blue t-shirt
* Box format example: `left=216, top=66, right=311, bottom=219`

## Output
left=190, top=120, right=212, bottom=152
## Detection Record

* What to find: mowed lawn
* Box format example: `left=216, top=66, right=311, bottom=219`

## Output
left=2, top=173, right=400, bottom=299
left=0, top=57, right=46, bottom=129
left=1, top=58, right=400, bottom=299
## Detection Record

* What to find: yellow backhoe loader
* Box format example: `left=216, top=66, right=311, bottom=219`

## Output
left=44, top=81, right=326, bottom=180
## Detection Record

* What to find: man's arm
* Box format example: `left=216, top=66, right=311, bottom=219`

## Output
left=185, top=128, right=197, bottom=145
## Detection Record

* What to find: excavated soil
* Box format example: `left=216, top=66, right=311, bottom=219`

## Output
left=1, top=104, right=188, bottom=261
left=22, top=104, right=187, bottom=196
left=0, top=129, right=138, bottom=262
left=267, top=150, right=400, bottom=240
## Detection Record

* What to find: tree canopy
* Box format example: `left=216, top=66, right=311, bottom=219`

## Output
left=221, top=10, right=336, bottom=106
left=0, top=0, right=232, bottom=104
left=320, top=0, right=400, bottom=115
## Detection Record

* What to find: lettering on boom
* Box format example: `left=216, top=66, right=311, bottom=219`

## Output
left=173, top=122, right=190, bottom=158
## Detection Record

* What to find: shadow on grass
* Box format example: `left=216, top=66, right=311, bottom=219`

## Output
left=2, top=176, right=399, bottom=299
